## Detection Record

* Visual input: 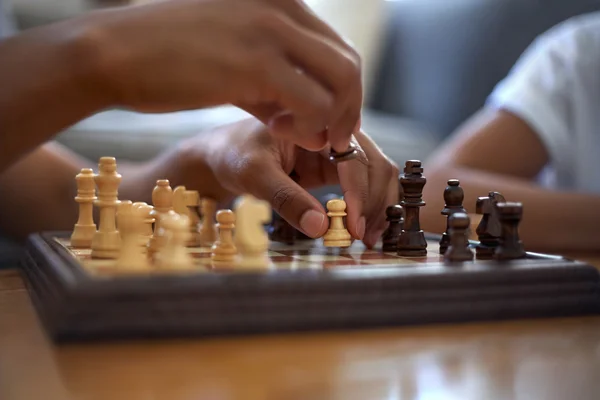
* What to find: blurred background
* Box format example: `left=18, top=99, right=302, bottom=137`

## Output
left=6, top=0, right=600, bottom=167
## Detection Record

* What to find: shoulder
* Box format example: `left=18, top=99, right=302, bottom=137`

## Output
left=516, top=12, right=600, bottom=75
left=485, top=13, right=600, bottom=184
left=488, top=12, right=600, bottom=112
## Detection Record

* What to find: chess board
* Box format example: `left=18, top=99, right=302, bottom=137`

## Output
left=21, top=231, right=600, bottom=342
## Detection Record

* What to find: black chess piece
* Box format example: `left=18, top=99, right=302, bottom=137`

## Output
left=382, top=205, right=404, bottom=251
left=475, top=191, right=506, bottom=259
left=397, top=160, right=427, bottom=256
left=494, top=202, right=526, bottom=260
left=444, top=212, right=474, bottom=263
left=439, top=179, right=466, bottom=254
left=268, top=212, right=304, bottom=244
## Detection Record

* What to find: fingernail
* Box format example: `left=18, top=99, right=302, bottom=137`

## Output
left=300, top=209, right=326, bottom=238
left=365, top=230, right=382, bottom=248
left=357, top=216, right=366, bottom=240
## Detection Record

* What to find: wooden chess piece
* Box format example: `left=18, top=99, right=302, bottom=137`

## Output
left=173, top=186, right=201, bottom=247
left=323, top=198, right=352, bottom=247
left=494, top=202, right=526, bottom=260
left=148, top=180, right=173, bottom=256
left=199, top=198, right=218, bottom=246
left=155, top=212, right=193, bottom=269
left=71, top=168, right=97, bottom=248
left=397, top=160, right=427, bottom=256
left=475, top=191, right=506, bottom=259
left=382, top=205, right=403, bottom=251
left=234, top=195, right=273, bottom=269
left=91, top=157, right=122, bottom=259
left=444, top=212, right=474, bottom=262
left=133, top=202, right=154, bottom=251
left=268, top=212, right=298, bottom=244
left=439, top=179, right=466, bottom=254
left=115, top=201, right=148, bottom=270
left=211, top=209, right=237, bottom=262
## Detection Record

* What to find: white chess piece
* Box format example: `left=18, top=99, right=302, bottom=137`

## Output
left=148, top=180, right=173, bottom=256
left=132, top=202, right=154, bottom=252
left=234, top=195, right=272, bottom=269
left=172, top=186, right=201, bottom=247
left=323, top=198, right=352, bottom=247
left=71, top=168, right=97, bottom=248
left=155, top=212, right=193, bottom=270
left=199, top=198, right=218, bottom=246
left=211, top=209, right=237, bottom=263
left=115, top=201, right=149, bottom=271
left=91, top=157, right=122, bottom=258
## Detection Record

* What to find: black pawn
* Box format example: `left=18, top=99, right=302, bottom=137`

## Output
left=397, top=160, right=428, bottom=256
left=494, top=202, right=526, bottom=260
left=268, top=212, right=297, bottom=244
left=439, top=179, right=466, bottom=254
left=444, top=212, right=474, bottom=262
left=382, top=205, right=404, bottom=251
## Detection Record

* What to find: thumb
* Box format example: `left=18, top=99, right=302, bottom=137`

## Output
left=249, top=167, right=328, bottom=238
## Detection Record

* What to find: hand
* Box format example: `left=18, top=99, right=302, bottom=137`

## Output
left=90, top=0, right=362, bottom=152
left=183, top=118, right=399, bottom=248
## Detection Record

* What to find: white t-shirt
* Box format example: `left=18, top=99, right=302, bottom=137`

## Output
left=487, top=11, right=600, bottom=194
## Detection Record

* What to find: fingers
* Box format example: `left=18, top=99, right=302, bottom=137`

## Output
left=354, top=132, right=400, bottom=248
left=335, top=136, right=369, bottom=241
left=241, top=159, right=329, bottom=238
left=267, top=114, right=329, bottom=151
left=258, top=11, right=361, bottom=152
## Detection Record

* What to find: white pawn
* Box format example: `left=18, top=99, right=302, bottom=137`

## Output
left=211, top=209, right=237, bottom=263
left=71, top=168, right=97, bottom=248
left=156, top=213, right=193, bottom=270
left=323, top=199, right=351, bottom=247
left=91, top=157, right=122, bottom=259
left=115, top=201, right=148, bottom=271
left=148, top=180, right=173, bottom=256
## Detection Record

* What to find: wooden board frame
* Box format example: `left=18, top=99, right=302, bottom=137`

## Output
left=21, top=232, right=600, bottom=342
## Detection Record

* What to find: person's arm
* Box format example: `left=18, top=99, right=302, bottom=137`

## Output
left=0, top=138, right=227, bottom=241
left=422, top=108, right=600, bottom=252
left=0, top=17, right=110, bottom=173
left=0, top=0, right=365, bottom=175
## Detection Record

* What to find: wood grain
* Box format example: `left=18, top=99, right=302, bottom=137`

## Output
left=2, top=255, right=600, bottom=400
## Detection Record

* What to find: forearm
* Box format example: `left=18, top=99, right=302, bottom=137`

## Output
left=0, top=14, right=111, bottom=173
left=0, top=143, right=92, bottom=240
left=0, top=142, right=142, bottom=241
left=421, top=164, right=600, bottom=252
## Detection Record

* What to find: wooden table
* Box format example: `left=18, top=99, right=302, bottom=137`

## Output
left=2, top=255, right=600, bottom=400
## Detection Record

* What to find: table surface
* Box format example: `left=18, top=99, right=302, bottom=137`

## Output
left=2, top=253, right=600, bottom=400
